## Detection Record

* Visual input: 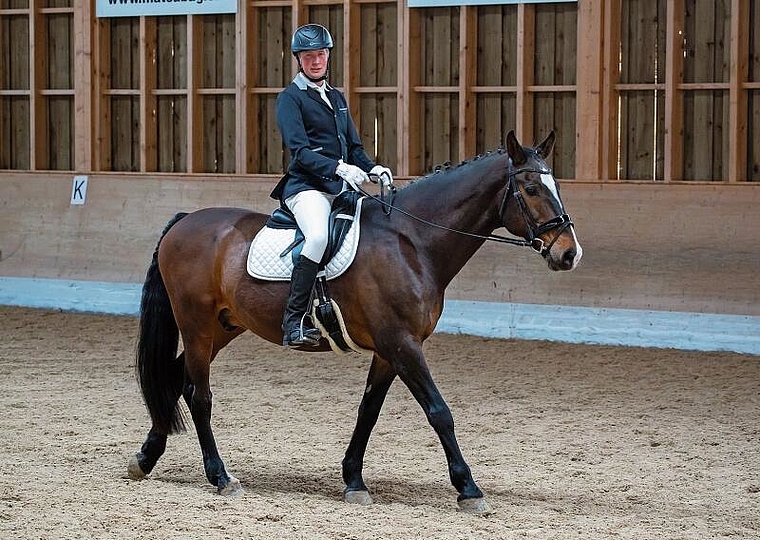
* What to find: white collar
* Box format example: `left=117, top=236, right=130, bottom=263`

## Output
left=294, top=72, right=331, bottom=92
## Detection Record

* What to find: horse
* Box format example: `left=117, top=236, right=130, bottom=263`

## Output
left=127, top=130, right=582, bottom=514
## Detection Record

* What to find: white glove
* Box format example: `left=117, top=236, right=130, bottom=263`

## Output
left=335, top=160, right=369, bottom=190
left=370, top=165, right=394, bottom=187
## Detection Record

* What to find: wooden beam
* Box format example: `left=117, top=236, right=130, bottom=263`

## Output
left=602, top=0, right=621, bottom=181
left=458, top=6, right=476, bottom=161
left=139, top=17, right=157, bottom=172
left=236, top=0, right=251, bottom=174
left=30, top=2, right=47, bottom=170
left=344, top=0, right=360, bottom=119
left=91, top=17, right=109, bottom=172
left=73, top=0, right=92, bottom=173
left=401, top=0, right=420, bottom=176
left=728, top=0, right=749, bottom=182
left=664, top=0, right=684, bottom=182
left=291, top=0, right=304, bottom=78
left=575, top=0, right=604, bottom=181
left=515, top=3, right=534, bottom=145
left=186, top=15, right=202, bottom=172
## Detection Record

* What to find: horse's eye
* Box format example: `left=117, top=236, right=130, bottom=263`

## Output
left=524, top=184, right=539, bottom=196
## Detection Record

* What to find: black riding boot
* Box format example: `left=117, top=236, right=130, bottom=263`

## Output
left=282, top=255, right=322, bottom=347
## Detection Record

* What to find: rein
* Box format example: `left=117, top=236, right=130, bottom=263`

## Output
left=358, top=164, right=574, bottom=257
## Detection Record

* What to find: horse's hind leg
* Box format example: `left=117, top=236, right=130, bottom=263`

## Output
left=182, top=332, right=243, bottom=496
left=128, top=352, right=186, bottom=480
left=342, top=354, right=397, bottom=505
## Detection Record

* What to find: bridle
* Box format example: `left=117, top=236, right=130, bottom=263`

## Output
left=496, top=163, right=574, bottom=257
left=359, top=159, right=575, bottom=258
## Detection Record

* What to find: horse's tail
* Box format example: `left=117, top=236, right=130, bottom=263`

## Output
left=136, top=212, right=189, bottom=435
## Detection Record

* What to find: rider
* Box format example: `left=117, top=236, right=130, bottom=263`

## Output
left=272, top=23, right=394, bottom=348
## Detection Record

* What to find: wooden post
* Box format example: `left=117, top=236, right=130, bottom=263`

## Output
left=291, top=0, right=304, bottom=78
left=516, top=3, right=534, bottom=145
left=728, top=0, right=749, bottom=182
left=140, top=17, right=157, bottom=172
left=458, top=6, right=476, bottom=161
left=236, top=0, right=251, bottom=174
left=575, top=0, right=604, bottom=181
left=401, top=0, right=420, bottom=176
left=186, top=15, right=202, bottom=172
left=30, top=1, right=47, bottom=170
left=601, top=0, right=621, bottom=181
left=91, top=16, right=110, bottom=172
left=344, top=0, right=360, bottom=121
left=73, top=0, right=92, bottom=173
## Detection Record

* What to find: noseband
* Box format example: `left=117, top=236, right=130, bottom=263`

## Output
left=497, top=164, right=574, bottom=258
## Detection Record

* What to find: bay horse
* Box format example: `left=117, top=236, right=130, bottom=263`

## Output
left=128, top=130, right=582, bottom=514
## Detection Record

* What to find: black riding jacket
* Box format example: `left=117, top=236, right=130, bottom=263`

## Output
left=270, top=76, right=376, bottom=202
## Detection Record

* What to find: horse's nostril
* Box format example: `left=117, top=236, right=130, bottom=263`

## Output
left=563, top=248, right=576, bottom=265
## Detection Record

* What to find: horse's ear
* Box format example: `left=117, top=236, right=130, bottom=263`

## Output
left=535, top=130, right=556, bottom=160
left=506, top=130, right=527, bottom=166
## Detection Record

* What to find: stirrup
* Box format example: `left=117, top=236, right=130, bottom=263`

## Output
left=283, top=319, right=321, bottom=347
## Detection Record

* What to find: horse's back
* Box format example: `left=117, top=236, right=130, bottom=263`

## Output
left=158, top=207, right=268, bottom=293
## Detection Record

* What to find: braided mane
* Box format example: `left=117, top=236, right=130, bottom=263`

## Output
left=404, top=147, right=507, bottom=187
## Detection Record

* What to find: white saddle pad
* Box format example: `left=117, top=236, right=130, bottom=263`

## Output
left=247, top=198, right=365, bottom=281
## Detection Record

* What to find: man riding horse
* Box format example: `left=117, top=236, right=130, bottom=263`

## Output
left=271, top=23, right=394, bottom=348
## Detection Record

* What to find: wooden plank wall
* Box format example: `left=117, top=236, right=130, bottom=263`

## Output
left=3, top=0, right=759, bottom=181
left=1, top=174, right=758, bottom=317
left=199, top=14, right=236, bottom=174
left=682, top=0, right=731, bottom=181
left=618, top=0, right=666, bottom=181
left=420, top=7, right=459, bottom=172
left=0, top=5, right=31, bottom=169
left=475, top=5, right=517, bottom=153
left=251, top=6, right=290, bottom=175
left=533, top=2, right=576, bottom=178
left=357, top=1, right=397, bottom=170
left=109, top=18, right=140, bottom=172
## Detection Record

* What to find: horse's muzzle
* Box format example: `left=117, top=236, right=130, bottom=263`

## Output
left=547, top=243, right=582, bottom=271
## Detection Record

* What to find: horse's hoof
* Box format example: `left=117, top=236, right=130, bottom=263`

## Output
left=344, top=489, right=373, bottom=505
left=218, top=476, right=244, bottom=497
left=457, top=497, right=494, bottom=515
left=127, top=455, right=146, bottom=480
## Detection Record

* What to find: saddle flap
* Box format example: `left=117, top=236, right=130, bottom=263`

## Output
left=266, top=207, right=297, bottom=229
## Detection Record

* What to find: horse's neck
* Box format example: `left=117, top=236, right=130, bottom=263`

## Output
left=398, top=156, right=506, bottom=285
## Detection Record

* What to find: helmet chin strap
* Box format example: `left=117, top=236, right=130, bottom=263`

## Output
left=296, top=56, right=330, bottom=83
left=302, top=70, right=329, bottom=83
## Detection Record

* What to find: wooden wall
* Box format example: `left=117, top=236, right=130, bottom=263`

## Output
left=1, top=173, right=758, bottom=317
left=2, top=0, right=759, bottom=180
left=1, top=1, right=759, bottom=320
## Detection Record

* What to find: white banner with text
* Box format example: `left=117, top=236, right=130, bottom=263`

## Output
left=409, top=0, right=575, bottom=6
left=96, top=0, right=237, bottom=18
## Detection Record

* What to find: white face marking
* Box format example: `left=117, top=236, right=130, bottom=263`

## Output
left=538, top=172, right=583, bottom=269
left=569, top=227, right=583, bottom=268
left=540, top=173, right=560, bottom=203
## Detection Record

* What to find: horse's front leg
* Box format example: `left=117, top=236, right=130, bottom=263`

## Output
left=393, top=339, right=493, bottom=515
left=342, top=354, right=397, bottom=505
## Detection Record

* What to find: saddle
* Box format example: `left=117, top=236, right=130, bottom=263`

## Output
left=247, top=191, right=368, bottom=354
left=266, top=190, right=362, bottom=266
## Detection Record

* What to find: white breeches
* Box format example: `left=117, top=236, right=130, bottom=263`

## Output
left=284, top=189, right=337, bottom=263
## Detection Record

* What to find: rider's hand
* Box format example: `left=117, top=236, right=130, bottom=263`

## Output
left=370, top=165, right=394, bottom=187
left=336, top=160, right=369, bottom=190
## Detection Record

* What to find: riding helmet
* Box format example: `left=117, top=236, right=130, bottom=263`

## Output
left=291, top=24, right=334, bottom=55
